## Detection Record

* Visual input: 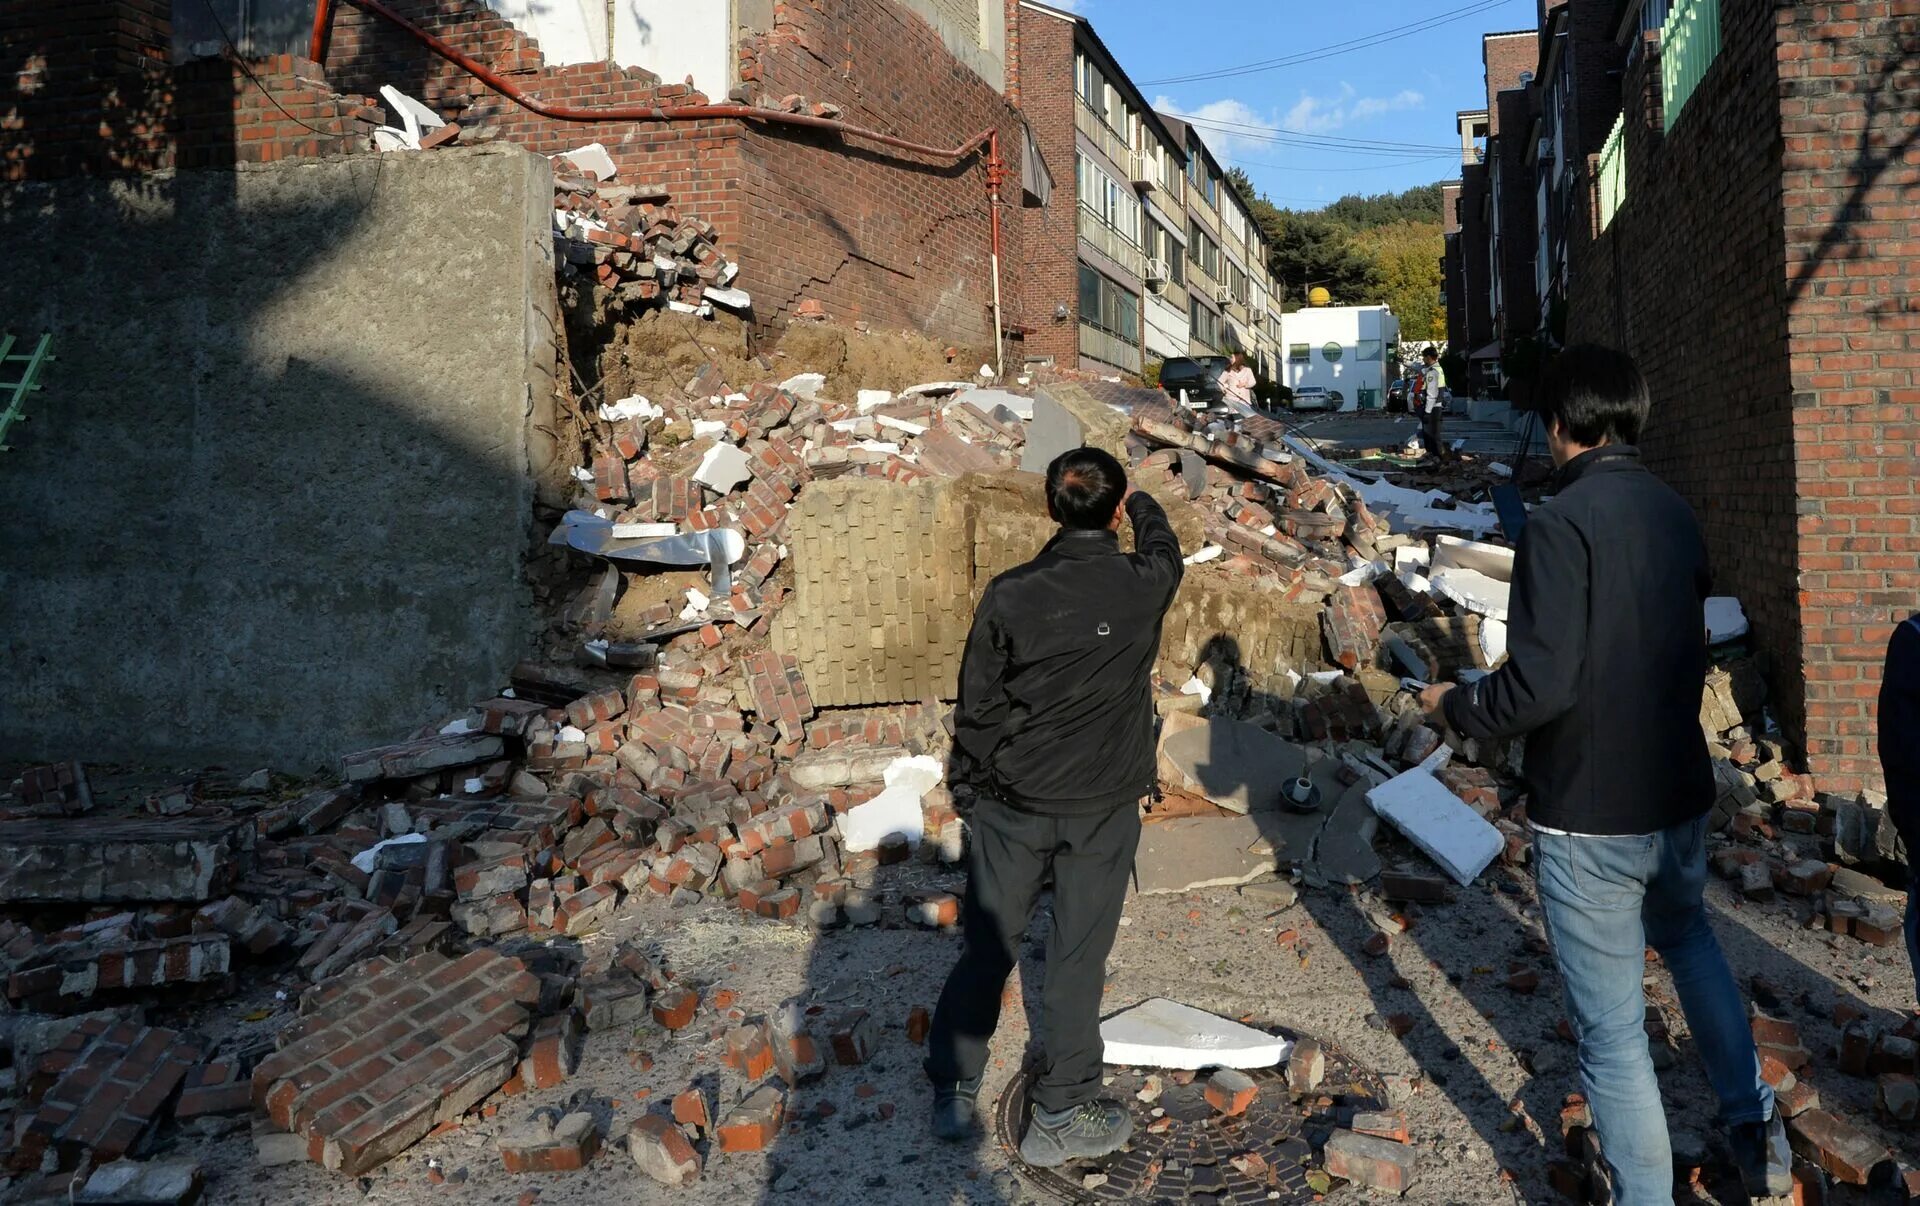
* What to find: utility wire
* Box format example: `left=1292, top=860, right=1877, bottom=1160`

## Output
left=1140, top=0, right=1522, bottom=86
left=1176, top=115, right=1457, bottom=154
left=199, top=0, right=344, bottom=139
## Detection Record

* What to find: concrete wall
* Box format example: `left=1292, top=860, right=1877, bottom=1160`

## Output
left=0, top=146, right=561, bottom=769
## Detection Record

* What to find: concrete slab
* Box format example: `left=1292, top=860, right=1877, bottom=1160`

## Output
left=1100, top=997, right=1292, bottom=1070
left=1134, top=816, right=1276, bottom=895
left=0, top=817, right=245, bottom=903
left=1159, top=721, right=1309, bottom=814
left=1313, top=783, right=1383, bottom=887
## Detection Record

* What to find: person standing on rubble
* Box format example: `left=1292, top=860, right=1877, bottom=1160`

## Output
left=1417, top=346, right=1450, bottom=462
left=1221, top=351, right=1258, bottom=417
left=1419, top=345, right=1792, bottom=1203
left=1878, top=611, right=1920, bottom=1003
left=925, top=446, right=1183, bottom=1167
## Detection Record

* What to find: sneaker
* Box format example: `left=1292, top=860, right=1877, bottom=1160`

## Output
left=1728, top=1111, right=1792, bottom=1199
left=1017, top=1098, right=1133, bottom=1168
left=931, top=1075, right=983, bottom=1142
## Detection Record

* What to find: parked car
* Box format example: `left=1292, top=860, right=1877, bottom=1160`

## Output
left=1385, top=378, right=1410, bottom=413
left=1290, top=386, right=1334, bottom=412
left=1157, top=355, right=1230, bottom=410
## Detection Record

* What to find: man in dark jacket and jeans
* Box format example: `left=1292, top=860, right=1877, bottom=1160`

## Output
left=926, top=446, right=1182, bottom=1166
left=1420, top=346, right=1790, bottom=1204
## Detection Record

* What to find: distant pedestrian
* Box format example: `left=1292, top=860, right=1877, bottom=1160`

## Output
left=1418, top=346, right=1449, bottom=461
left=1879, top=612, right=1920, bottom=1002
left=1420, top=345, right=1790, bottom=1203
left=1220, top=352, right=1257, bottom=415
left=926, top=447, right=1182, bottom=1167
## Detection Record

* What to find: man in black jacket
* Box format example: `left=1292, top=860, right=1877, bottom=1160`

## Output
left=925, top=446, right=1182, bottom=1166
left=1420, top=346, right=1789, bottom=1204
left=1879, top=613, right=1920, bottom=1002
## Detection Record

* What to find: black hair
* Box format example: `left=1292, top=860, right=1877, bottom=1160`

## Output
left=1536, top=343, right=1650, bottom=447
left=1421, top=346, right=1438, bottom=360
left=1045, top=447, right=1127, bottom=530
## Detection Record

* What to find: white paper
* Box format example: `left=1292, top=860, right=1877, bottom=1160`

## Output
left=599, top=395, right=662, bottom=422
left=838, top=755, right=944, bottom=852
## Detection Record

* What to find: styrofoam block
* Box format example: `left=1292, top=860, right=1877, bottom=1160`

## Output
left=1705, top=597, right=1749, bottom=644
left=1431, top=566, right=1511, bottom=621
left=1100, top=998, right=1292, bottom=1070
left=1366, top=769, right=1501, bottom=886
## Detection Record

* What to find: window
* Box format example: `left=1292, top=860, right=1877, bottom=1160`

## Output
left=1356, top=339, right=1382, bottom=362
left=1190, top=299, right=1223, bottom=349
left=1184, top=219, right=1220, bottom=280
left=1229, top=264, right=1249, bottom=304
left=1079, top=265, right=1139, bottom=340
left=1076, top=155, right=1141, bottom=248
left=1661, top=0, right=1721, bottom=128
left=1321, top=342, right=1344, bottom=363
left=1289, top=344, right=1310, bottom=362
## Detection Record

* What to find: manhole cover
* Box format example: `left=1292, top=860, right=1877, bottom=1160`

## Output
left=992, top=1028, right=1386, bottom=1204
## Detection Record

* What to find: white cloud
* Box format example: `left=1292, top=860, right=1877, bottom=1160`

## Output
left=1283, top=84, right=1425, bottom=134
left=1052, top=0, right=1090, bottom=10
left=1151, top=95, right=1280, bottom=156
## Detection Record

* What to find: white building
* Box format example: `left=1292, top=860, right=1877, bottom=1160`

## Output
left=1280, top=304, right=1401, bottom=411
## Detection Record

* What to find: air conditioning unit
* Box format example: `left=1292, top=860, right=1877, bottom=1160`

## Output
left=1130, top=154, right=1156, bottom=189
left=1144, top=256, right=1170, bottom=283
left=1213, top=284, right=1235, bottom=306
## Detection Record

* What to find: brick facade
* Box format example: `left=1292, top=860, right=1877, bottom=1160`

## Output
left=6, top=0, right=1029, bottom=348
left=1013, top=7, right=1081, bottom=368
left=1564, top=1, right=1920, bottom=792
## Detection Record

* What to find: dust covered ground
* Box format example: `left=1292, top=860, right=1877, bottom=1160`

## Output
left=195, top=848, right=1917, bottom=1206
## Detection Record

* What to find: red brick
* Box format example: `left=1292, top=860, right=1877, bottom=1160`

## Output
left=715, top=1084, right=784, bottom=1153
left=628, top=1114, right=701, bottom=1186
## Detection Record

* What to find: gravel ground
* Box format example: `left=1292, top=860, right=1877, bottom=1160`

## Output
left=160, top=837, right=1919, bottom=1206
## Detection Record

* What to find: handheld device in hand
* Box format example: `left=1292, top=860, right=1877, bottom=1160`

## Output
left=1492, top=483, right=1528, bottom=540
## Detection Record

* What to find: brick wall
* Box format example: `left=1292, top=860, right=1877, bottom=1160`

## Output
left=1564, top=9, right=1802, bottom=775
left=1013, top=7, right=1081, bottom=368
left=1777, top=0, right=1920, bottom=791
left=1484, top=32, right=1537, bottom=131
left=1458, top=161, right=1494, bottom=355
left=1493, top=87, right=1538, bottom=340
left=2, top=0, right=374, bottom=181
left=733, top=0, right=1028, bottom=343
left=1564, top=0, right=1626, bottom=160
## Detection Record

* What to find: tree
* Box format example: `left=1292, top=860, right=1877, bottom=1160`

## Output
left=1352, top=220, right=1445, bottom=340
left=1268, top=211, right=1381, bottom=310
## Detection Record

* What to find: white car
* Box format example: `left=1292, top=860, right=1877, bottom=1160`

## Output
left=1290, top=386, right=1334, bottom=412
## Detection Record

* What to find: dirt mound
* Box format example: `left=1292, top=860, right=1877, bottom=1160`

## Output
left=596, top=310, right=991, bottom=405
left=772, top=323, right=990, bottom=399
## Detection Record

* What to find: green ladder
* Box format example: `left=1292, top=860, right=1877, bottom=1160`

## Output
left=0, top=333, right=54, bottom=452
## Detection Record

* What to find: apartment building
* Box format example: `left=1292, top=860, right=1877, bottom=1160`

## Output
left=1451, top=0, right=1920, bottom=793
left=1014, top=1, right=1187, bottom=375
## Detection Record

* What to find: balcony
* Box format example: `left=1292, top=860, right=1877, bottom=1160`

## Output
left=1074, top=99, right=1132, bottom=171
left=1079, top=321, right=1142, bottom=373
left=1078, top=205, right=1145, bottom=277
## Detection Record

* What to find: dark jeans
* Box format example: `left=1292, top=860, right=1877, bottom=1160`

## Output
left=925, top=799, right=1141, bottom=1112
left=1422, top=407, right=1447, bottom=459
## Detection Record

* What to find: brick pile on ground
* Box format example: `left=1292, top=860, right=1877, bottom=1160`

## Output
left=3, top=355, right=1912, bottom=1196
left=552, top=166, right=745, bottom=321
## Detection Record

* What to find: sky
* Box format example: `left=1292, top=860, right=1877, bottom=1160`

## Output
left=1063, top=0, right=1536, bottom=210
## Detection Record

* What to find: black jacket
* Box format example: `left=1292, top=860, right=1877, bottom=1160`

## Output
left=1880, top=614, right=1920, bottom=854
left=1444, top=446, right=1715, bottom=835
left=952, top=493, right=1183, bottom=813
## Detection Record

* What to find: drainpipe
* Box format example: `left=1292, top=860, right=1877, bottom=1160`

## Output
left=985, top=130, right=1005, bottom=382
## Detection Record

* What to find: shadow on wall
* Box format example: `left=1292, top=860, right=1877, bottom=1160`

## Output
left=0, top=144, right=555, bottom=770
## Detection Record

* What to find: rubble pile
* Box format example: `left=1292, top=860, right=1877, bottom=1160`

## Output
left=3, top=354, right=1913, bottom=1199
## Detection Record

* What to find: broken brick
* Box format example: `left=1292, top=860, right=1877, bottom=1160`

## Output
left=1324, top=1128, right=1416, bottom=1194
left=828, top=1009, right=878, bottom=1065
left=499, top=1112, right=599, bottom=1174
left=8, top=1017, right=202, bottom=1173
left=1203, top=1068, right=1258, bottom=1117
left=716, top=1084, right=785, bottom=1153
left=628, top=1115, right=702, bottom=1186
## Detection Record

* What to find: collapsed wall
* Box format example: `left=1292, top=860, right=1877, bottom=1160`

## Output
left=0, top=146, right=565, bottom=767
